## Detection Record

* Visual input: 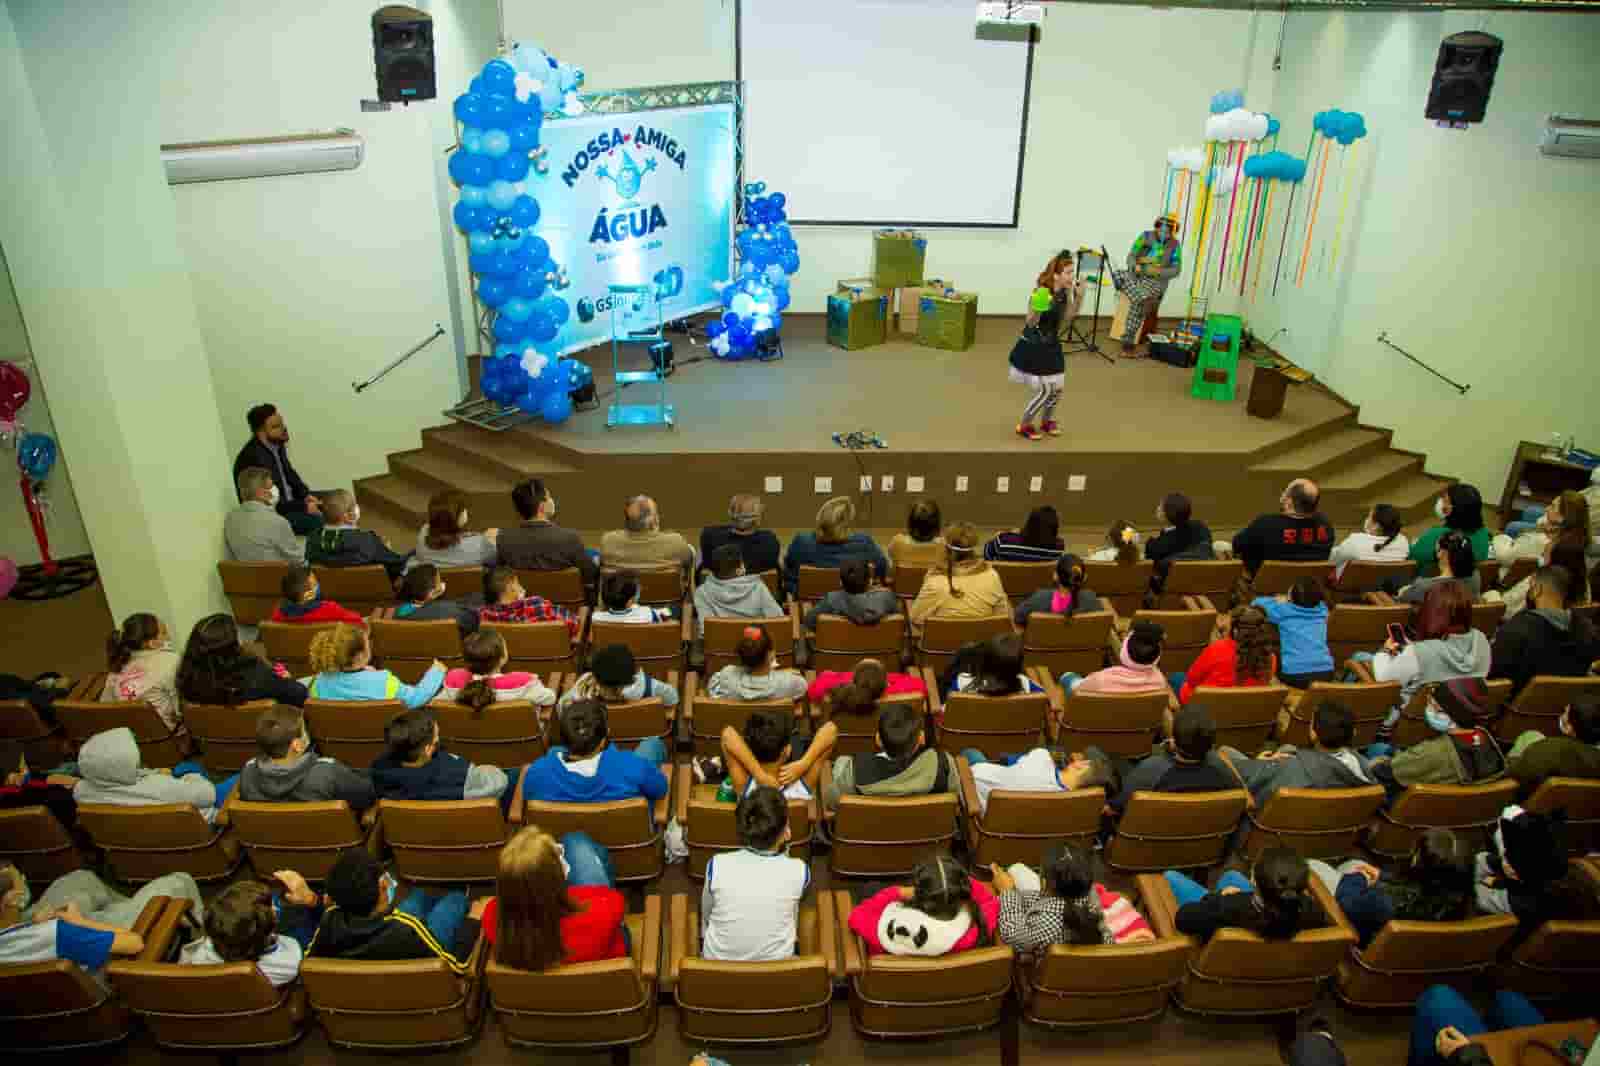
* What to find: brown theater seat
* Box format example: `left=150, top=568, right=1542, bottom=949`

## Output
left=1502, top=556, right=1539, bottom=592
left=76, top=803, right=241, bottom=883
left=1335, top=914, right=1519, bottom=1010
left=300, top=931, right=488, bottom=1050
left=1474, top=1021, right=1600, bottom=1065
left=1327, top=601, right=1411, bottom=662
left=1105, top=790, right=1249, bottom=872
left=1053, top=686, right=1169, bottom=758
left=931, top=682, right=1049, bottom=757
left=381, top=798, right=510, bottom=883
left=665, top=891, right=838, bottom=1045
left=486, top=613, right=585, bottom=676
left=958, top=760, right=1102, bottom=869
left=438, top=565, right=486, bottom=602
left=1502, top=861, right=1600, bottom=1002
left=1279, top=674, right=1401, bottom=748
left=1190, top=685, right=1286, bottom=752
left=509, top=767, right=671, bottom=884
left=0, top=805, right=84, bottom=885
left=1469, top=600, right=1508, bottom=640
left=916, top=614, right=1014, bottom=676
left=1253, top=560, right=1334, bottom=597
left=313, top=564, right=396, bottom=617
left=1476, top=559, right=1501, bottom=592
left=1141, top=871, right=1358, bottom=1016
left=369, top=612, right=463, bottom=683
left=1496, top=675, right=1600, bottom=745
left=259, top=620, right=338, bottom=679
left=835, top=888, right=1015, bottom=1040
left=486, top=895, right=662, bottom=1053
left=1241, top=785, right=1387, bottom=861
left=1523, top=776, right=1600, bottom=855
left=54, top=676, right=187, bottom=767
left=605, top=565, right=686, bottom=609
left=0, top=697, right=67, bottom=770
left=303, top=697, right=403, bottom=766
left=819, top=688, right=924, bottom=758
left=794, top=565, right=843, bottom=608
left=1159, top=560, right=1243, bottom=609
left=514, top=566, right=587, bottom=611
left=217, top=560, right=290, bottom=624
left=431, top=696, right=551, bottom=769
left=683, top=672, right=800, bottom=756
left=227, top=800, right=379, bottom=881
left=891, top=564, right=929, bottom=612
left=1367, top=778, right=1519, bottom=860
left=1332, top=560, right=1416, bottom=600
left=1083, top=560, right=1155, bottom=618
left=0, top=893, right=186, bottom=1052
left=1020, top=609, right=1114, bottom=678
left=674, top=765, right=816, bottom=880
left=589, top=617, right=687, bottom=683
left=807, top=612, right=904, bottom=673
left=991, top=561, right=1055, bottom=605
left=1391, top=678, right=1512, bottom=749
left=827, top=783, right=959, bottom=879
left=1131, top=604, right=1215, bottom=672
left=181, top=699, right=273, bottom=774
left=705, top=609, right=800, bottom=675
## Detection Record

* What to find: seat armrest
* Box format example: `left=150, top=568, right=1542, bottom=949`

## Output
left=507, top=759, right=527, bottom=825
left=1366, top=591, right=1396, bottom=606
left=958, top=759, right=981, bottom=819
left=138, top=896, right=191, bottom=962
left=922, top=667, right=943, bottom=715
left=818, top=759, right=834, bottom=821
left=1137, top=873, right=1181, bottom=939
left=575, top=607, right=591, bottom=645
left=1309, top=876, right=1358, bottom=940
left=682, top=671, right=698, bottom=726
left=655, top=766, right=672, bottom=828
left=1193, top=595, right=1217, bottom=614
left=1345, top=658, right=1377, bottom=684
left=1106, top=602, right=1123, bottom=631
left=816, top=886, right=839, bottom=979
left=674, top=764, right=693, bottom=824
left=680, top=604, right=694, bottom=643
left=833, top=889, right=863, bottom=977
left=666, top=670, right=681, bottom=731
left=360, top=805, right=380, bottom=829
left=1034, top=667, right=1066, bottom=717
left=666, top=893, right=689, bottom=990
left=790, top=601, right=803, bottom=643
left=69, top=673, right=107, bottom=701
left=1181, top=595, right=1202, bottom=611
left=465, top=925, right=489, bottom=977
left=638, top=894, right=662, bottom=984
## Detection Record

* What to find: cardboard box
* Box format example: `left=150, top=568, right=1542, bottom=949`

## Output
left=827, top=291, right=890, bottom=350
left=872, top=230, right=927, bottom=289
left=896, top=278, right=953, bottom=335
left=915, top=290, right=978, bottom=351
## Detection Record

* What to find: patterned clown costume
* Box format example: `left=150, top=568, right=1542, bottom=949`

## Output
left=1120, top=224, right=1182, bottom=346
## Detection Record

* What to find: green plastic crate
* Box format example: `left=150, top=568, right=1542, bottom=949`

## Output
left=872, top=230, right=928, bottom=289
left=1191, top=312, right=1242, bottom=402
left=915, top=291, right=978, bottom=351
left=827, top=292, right=890, bottom=350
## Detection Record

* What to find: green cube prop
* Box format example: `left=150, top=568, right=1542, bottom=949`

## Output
left=872, top=230, right=927, bottom=288
left=827, top=292, right=890, bottom=350
left=915, top=290, right=978, bottom=351
left=1191, top=312, right=1242, bottom=402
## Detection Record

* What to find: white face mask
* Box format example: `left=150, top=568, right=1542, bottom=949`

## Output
left=1424, top=706, right=1457, bottom=733
left=156, top=640, right=175, bottom=653
left=544, top=496, right=556, bottom=520
left=266, top=485, right=281, bottom=507
left=1434, top=498, right=1448, bottom=520
left=349, top=506, right=361, bottom=526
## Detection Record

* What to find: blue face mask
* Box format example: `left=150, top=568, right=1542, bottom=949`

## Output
left=383, top=875, right=396, bottom=910
left=1425, top=707, right=1457, bottom=733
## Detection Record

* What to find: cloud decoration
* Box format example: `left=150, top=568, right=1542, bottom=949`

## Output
left=1242, top=150, right=1308, bottom=183
left=1265, top=113, right=1281, bottom=136
left=1313, top=109, right=1368, bottom=145
left=1209, top=89, right=1244, bottom=115
left=1167, top=146, right=1207, bottom=172
left=1205, top=107, right=1270, bottom=143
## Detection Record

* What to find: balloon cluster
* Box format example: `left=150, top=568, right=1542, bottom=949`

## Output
left=17, top=432, right=56, bottom=480
left=705, top=183, right=800, bottom=360
left=1205, top=107, right=1272, bottom=143
left=0, top=360, right=28, bottom=448
left=1313, top=109, right=1368, bottom=145
left=1209, top=89, right=1244, bottom=114
left=450, top=46, right=585, bottom=425
left=1243, top=150, right=1308, bottom=183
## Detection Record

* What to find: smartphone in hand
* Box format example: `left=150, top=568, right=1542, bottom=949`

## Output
left=1386, top=622, right=1410, bottom=646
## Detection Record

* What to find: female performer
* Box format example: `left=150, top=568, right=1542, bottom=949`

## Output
left=1009, top=251, right=1082, bottom=441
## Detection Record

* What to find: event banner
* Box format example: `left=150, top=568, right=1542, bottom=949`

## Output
left=539, top=103, right=735, bottom=356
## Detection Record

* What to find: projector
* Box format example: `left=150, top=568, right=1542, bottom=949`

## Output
left=976, top=2, right=1044, bottom=41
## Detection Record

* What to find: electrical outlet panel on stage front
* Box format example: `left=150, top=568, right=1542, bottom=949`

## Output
left=1068, top=475, right=1087, bottom=491
left=956, top=476, right=969, bottom=492
left=880, top=475, right=894, bottom=492
left=996, top=476, right=1010, bottom=493
left=814, top=476, right=832, bottom=494
left=765, top=476, right=783, bottom=493
left=907, top=476, right=925, bottom=492
left=1029, top=476, right=1043, bottom=492
left=860, top=475, right=873, bottom=492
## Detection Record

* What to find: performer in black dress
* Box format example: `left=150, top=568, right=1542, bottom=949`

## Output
left=1009, top=250, right=1083, bottom=441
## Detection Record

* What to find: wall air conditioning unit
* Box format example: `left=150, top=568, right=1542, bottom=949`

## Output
left=1539, top=115, right=1600, bottom=159
left=160, top=129, right=365, bottom=184
left=976, top=2, right=1044, bottom=41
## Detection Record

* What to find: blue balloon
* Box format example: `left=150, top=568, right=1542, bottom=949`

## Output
left=539, top=388, right=573, bottom=424
left=483, top=95, right=515, bottom=128
left=542, top=295, right=570, bottom=325
left=459, top=183, right=488, bottom=207
left=486, top=180, right=518, bottom=211
left=469, top=251, right=497, bottom=275
left=482, top=129, right=511, bottom=158
left=525, top=309, right=558, bottom=343
left=508, top=195, right=541, bottom=229
left=509, top=122, right=541, bottom=154
left=453, top=92, right=488, bottom=125
left=452, top=201, right=482, bottom=232
left=512, top=268, right=547, bottom=300
left=16, top=432, right=56, bottom=480
left=492, top=342, right=521, bottom=362
left=493, top=314, right=528, bottom=342
left=496, top=152, right=530, bottom=182
left=705, top=320, right=726, bottom=339
left=502, top=297, right=533, bottom=322
left=481, top=59, right=517, bottom=95
left=447, top=151, right=480, bottom=186
left=478, top=276, right=511, bottom=308
left=461, top=127, right=486, bottom=155
left=521, top=234, right=550, bottom=267
left=468, top=231, right=495, bottom=255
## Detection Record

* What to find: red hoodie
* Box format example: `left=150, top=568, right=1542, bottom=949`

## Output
left=1178, top=638, right=1275, bottom=704
left=807, top=670, right=927, bottom=705
left=269, top=600, right=368, bottom=627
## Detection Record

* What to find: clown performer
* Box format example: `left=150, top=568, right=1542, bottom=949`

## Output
left=1118, top=214, right=1182, bottom=356
left=1008, top=250, right=1083, bottom=441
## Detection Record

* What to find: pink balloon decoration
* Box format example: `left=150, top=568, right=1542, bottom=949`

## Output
left=0, top=362, right=28, bottom=422
left=0, top=556, right=17, bottom=599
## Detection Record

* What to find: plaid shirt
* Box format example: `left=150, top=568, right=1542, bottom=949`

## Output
left=478, top=596, right=579, bottom=638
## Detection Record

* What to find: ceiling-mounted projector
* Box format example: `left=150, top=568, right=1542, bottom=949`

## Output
left=977, top=2, right=1043, bottom=41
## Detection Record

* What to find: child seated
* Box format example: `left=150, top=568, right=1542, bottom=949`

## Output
left=700, top=786, right=810, bottom=961
left=824, top=703, right=960, bottom=810
left=1013, top=554, right=1104, bottom=626
left=592, top=570, right=672, bottom=624
left=1085, top=520, right=1140, bottom=563
left=1165, top=847, right=1317, bottom=941
left=519, top=698, right=670, bottom=814
left=991, top=843, right=1152, bottom=954
left=0, top=863, right=203, bottom=973
left=966, top=748, right=1115, bottom=815
left=559, top=643, right=679, bottom=711
left=179, top=879, right=303, bottom=986
left=269, top=565, right=367, bottom=627
left=693, top=545, right=784, bottom=636
left=1253, top=577, right=1334, bottom=688
left=707, top=625, right=807, bottom=702
left=847, top=855, right=1000, bottom=957
left=707, top=708, right=838, bottom=801
left=71, top=726, right=233, bottom=823
left=369, top=709, right=508, bottom=801
left=481, top=826, right=629, bottom=969
left=951, top=633, right=1044, bottom=697
left=1474, top=804, right=1571, bottom=932
left=1307, top=830, right=1474, bottom=945
left=478, top=567, right=581, bottom=637
left=806, top=656, right=925, bottom=707
left=439, top=629, right=556, bottom=710
left=307, top=623, right=445, bottom=708
left=1059, top=620, right=1167, bottom=695
left=394, top=563, right=479, bottom=635
left=802, top=558, right=898, bottom=628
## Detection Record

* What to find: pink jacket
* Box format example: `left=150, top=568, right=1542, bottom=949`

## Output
left=1096, top=884, right=1153, bottom=943
left=847, top=881, right=1001, bottom=956
left=1074, top=637, right=1167, bottom=694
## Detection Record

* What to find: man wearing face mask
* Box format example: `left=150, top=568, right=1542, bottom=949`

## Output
left=1118, top=214, right=1183, bottom=355
left=495, top=477, right=597, bottom=589
left=232, top=404, right=328, bottom=535
left=225, top=466, right=305, bottom=563
left=304, top=488, right=411, bottom=580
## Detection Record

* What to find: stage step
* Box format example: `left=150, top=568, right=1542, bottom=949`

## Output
left=1323, top=450, right=1425, bottom=499
left=389, top=449, right=506, bottom=496
left=354, top=473, right=432, bottom=531
left=422, top=423, right=581, bottom=481
left=1249, top=425, right=1390, bottom=479
left=1362, top=471, right=1448, bottom=525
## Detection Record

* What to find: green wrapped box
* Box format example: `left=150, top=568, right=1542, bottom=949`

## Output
left=915, top=290, right=978, bottom=351
left=872, top=230, right=927, bottom=289
left=827, top=291, right=890, bottom=350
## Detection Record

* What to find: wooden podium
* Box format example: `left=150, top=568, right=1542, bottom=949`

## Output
left=1247, top=365, right=1292, bottom=419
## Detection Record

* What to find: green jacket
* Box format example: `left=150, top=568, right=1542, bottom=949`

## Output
left=1507, top=734, right=1600, bottom=788
left=1408, top=524, right=1490, bottom=576
left=1389, top=736, right=1469, bottom=787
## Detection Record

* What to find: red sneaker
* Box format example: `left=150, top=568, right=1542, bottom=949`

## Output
left=1040, top=420, right=1062, bottom=436
left=1016, top=423, right=1043, bottom=441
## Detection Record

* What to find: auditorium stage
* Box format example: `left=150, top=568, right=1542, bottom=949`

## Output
left=357, top=314, right=1446, bottom=539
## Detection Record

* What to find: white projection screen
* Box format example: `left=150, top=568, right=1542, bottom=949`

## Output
left=737, top=0, right=1034, bottom=227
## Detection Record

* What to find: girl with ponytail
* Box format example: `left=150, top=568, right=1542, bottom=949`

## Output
left=848, top=854, right=1001, bottom=956
left=1330, top=503, right=1411, bottom=580
left=438, top=630, right=556, bottom=716
left=992, top=842, right=1154, bottom=953
left=909, top=521, right=1007, bottom=636
left=1087, top=520, right=1142, bottom=564
left=1014, top=553, right=1105, bottom=625
left=1166, top=845, right=1313, bottom=941
left=306, top=623, right=447, bottom=708
left=100, top=613, right=184, bottom=730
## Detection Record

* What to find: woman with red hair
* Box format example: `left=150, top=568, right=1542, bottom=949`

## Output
left=1365, top=581, right=1491, bottom=732
left=1008, top=250, right=1083, bottom=441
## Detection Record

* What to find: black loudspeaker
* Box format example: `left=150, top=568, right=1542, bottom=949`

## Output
left=1424, top=31, right=1502, bottom=124
left=372, top=5, right=436, bottom=103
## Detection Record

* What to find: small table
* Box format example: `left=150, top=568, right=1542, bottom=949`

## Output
left=606, top=284, right=674, bottom=429
left=1472, top=1019, right=1597, bottom=1065
left=1497, top=440, right=1593, bottom=523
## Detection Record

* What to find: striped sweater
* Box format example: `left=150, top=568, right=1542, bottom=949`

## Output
left=996, top=884, right=1152, bottom=952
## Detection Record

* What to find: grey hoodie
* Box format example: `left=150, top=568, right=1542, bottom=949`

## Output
left=1246, top=746, right=1374, bottom=807
left=237, top=748, right=376, bottom=811
left=693, top=574, right=784, bottom=636
left=706, top=665, right=808, bottom=702
left=1410, top=630, right=1493, bottom=699
left=803, top=588, right=900, bottom=628
left=73, top=727, right=218, bottom=822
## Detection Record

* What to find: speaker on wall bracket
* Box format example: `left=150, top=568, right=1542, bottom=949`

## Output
left=1425, top=31, right=1502, bottom=124
left=372, top=5, right=436, bottom=104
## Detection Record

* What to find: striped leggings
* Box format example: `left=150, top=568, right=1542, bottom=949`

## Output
left=1021, top=382, right=1061, bottom=424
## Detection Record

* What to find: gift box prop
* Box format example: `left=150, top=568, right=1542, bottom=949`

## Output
left=827, top=286, right=891, bottom=350
left=916, top=290, right=978, bottom=352
left=895, top=278, right=953, bottom=336
left=872, top=230, right=927, bottom=289
left=1191, top=312, right=1242, bottom=402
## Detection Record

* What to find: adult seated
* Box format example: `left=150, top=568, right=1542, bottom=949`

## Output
left=0, top=864, right=204, bottom=972
left=1330, top=503, right=1411, bottom=580
left=801, top=557, right=896, bottom=629
left=394, top=563, right=480, bottom=634
left=518, top=698, right=670, bottom=815
left=1365, top=581, right=1489, bottom=709
left=409, top=489, right=497, bottom=571
left=495, top=478, right=596, bottom=588
left=226, top=466, right=304, bottom=563
left=908, top=522, right=1007, bottom=635
left=1232, top=701, right=1374, bottom=808
left=232, top=404, right=325, bottom=536
left=1368, top=679, right=1504, bottom=799
left=886, top=498, right=947, bottom=572
left=695, top=544, right=785, bottom=636
left=782, top=495, right=888, bottom=596
left=1400, top=530, right=1481, bottom=603
left=983, top=505, right=1065, bottom=563
left=1488, top=564, right=1600, bottom=696
left=1106, top=706, right=1242, bottom=816
left=699, top=493, right=782, bottom=583
left=177, top=614, right=308, bottom=707
left=822, top=701, right=961, bottom=810
left=1144, top=492, right=1216, bottom=573
left=237, top=703, right=376, bottom=810
left=1506, top=700, right=1600, bottom=790
left=1410, top=484, right=1489, bottom=576
left=1230, top=478, right=1335, bottom=573
left=600, top=494, right=696, bottom=582
left=1501, top=496, right=1591, bottom=616
left=305, top=489, right=409, bottom=579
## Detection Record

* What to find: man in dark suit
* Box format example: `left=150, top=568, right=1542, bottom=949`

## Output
left=232, top=404, right=327, bottom=536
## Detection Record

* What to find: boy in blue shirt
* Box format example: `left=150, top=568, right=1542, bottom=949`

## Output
left=1254, top=577, right=1334, bottom=688
left=519, top=699, right=670, bottom=816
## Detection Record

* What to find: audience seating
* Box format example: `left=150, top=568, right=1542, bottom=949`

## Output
left=957, top=761, right=1102, bottom=868
left=0, top=892, right=186, bottom=1052
left=1253, top=560, right=1337, bottom=597
left=1279, top=676, right=1402, bottom=747
left=1191, top=686, right=1285, bottom=752
left=1083, top=560, right=1155, bottom=618
left=1390, top=678, right=1513, bottom=748
left=672, top=765, right=816, bottom=879
left=181, top=699, right=273, bottom=774
left=514, top=566, right=586, bottom=611
left=794, top=565, right=844, bottom=607
left=381, top=798, right=510, bottom=883
left=304, top=698, right=403, bottom=766
left=991, top=561, right=1055, bottom=605
left=299, top=932, right=488, bottom=1050
left=313, top=564, right=396, bottom=617
left=1502, top=860, right=1600, bottom=1001
left=916, top=614, right=1014, bottom=676
left=1522, top=776, right=1600, bottom=855
left=1327, top=601, right=1412, bottom=663
left=1476, top=559, right=1501, bottom=591
left=107, top=921, right=311, bottom=1052
left=1332, top=560, right=1416, bottom=599
left=826, top=785, right=959, bottom=878
left=1019, top=609, right=1114, bottom=678
left=1141, top=871, right=1357, bottom=1016
left=431, top=697, right=550, bottom=768
left=807, top=612, right=905, bottom=673
left=438, top=565, right=486, bottom=603
left=227, top=800, right=379, bottom=881
left=589, top=618, right=687, bottom=682
left=1159, top=560, right=1244, bottom=609
left=1050, top=685, right=1169, bottom=758
left=930, top=681, right=1049, bottom=757
left=1469, top=600, right=1508, bottom=641
left=217, top=560, right=290, bottom=624
left=509, top=769, right=670, bottom=883
left=666, top=892, right=838, bottom=1045
left=610, top=566, right=685, bottom=609
left=834, top=888, right=1015, bottom=1041
left=820, top=689, right=924, bottom=757
left=1366, top=778, right=1520, bottom=859
left=486, top=896, right=662, bottom=1053
left=1501, top=557, right=1539, bottom=592
left=891, top=564, right=929, bottom=610
left=1105, top=790, right=1250, bottom=872
left=0, top=805, right=83, bottom=885
left=487, top=614, right=584, bottom=676
left=1132, top=604, right=1216, bottom=672
left=1334, top=914, right=1520, bottom=1011
left=757, top=569, right=781, bottom=598
left=76, top=803, right=241, bottom=883
left=1473, top=1021, right=1600, bottom=1064
left=369, top=612, right=464, bottom=683
left=259, top=620, right=338, bottom=678
left=54, top=677, right=186, bottom=767
left=705, top=609, right=799, bottom=676
left=1241, top=785, right=1387, bottom=861
left=0, top=696, right=67, bottom=770
left=603, top=693, right=677, bottom=753
left=1495, top=674, right=1600, bottom=745
left=682, top=674, right=798, bottom=756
